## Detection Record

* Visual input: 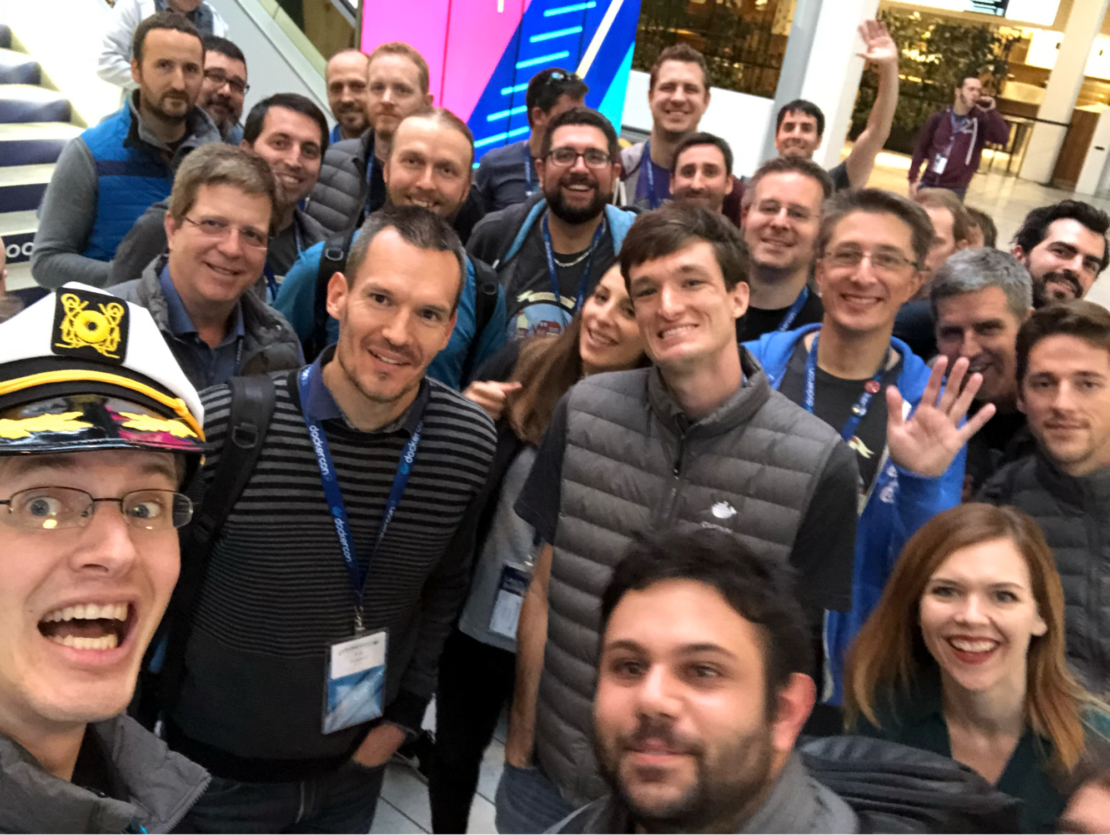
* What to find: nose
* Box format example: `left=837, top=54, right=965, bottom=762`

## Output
left=381, top=86, right=395, bottom=104
left=415, top=162, right=436, bottom=191
left=955, top=592, right=990, bottom=626
left=657, top=283, right=682, bottom=318
left=69, top=503, right=142, bottom=577
left=380, top=306, right=413, bottom=349
left=635, top=665, right=681, bottom=716
left=960, top=329, right=981, bottom=360
left=769, top=207, right=790, bottom=228
left=569, top=153, right=590, bottom=174
left=1051, top=380, right=1080, bottom=411
left=216, top=227, right=246, bottom=258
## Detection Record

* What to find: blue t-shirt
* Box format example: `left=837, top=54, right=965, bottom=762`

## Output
left=475, top=140, right=538, bottom=213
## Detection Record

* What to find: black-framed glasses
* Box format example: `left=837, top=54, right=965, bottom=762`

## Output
left=204, top=68, right=249, bottom=96
left=822, top=247, right=917, bottom=274
left=546, top=147, right=611, bottom=169
left=183, top=215, right=269, bottom=249
left=0, top=487, right=193, bottom=530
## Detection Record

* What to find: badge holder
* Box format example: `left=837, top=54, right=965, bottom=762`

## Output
left=322, top=627, right=388, bottom=734
left=489, top=564, right=532, bottom=640
left=931, top=154, right=948, bottom=175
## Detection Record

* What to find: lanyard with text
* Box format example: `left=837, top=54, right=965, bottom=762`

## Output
left=523, top=142, right=535, bottom=196
left=777, top=287, right=809, bottom=332
left=364, top=143, right=380, bottom=217
left=262, top=222, right=305, bottom=300
left=641, top=140, right=664, bottom=210
left=804, top=335, right=890, bottom=442
left=542, top=212, right=606, bottom=321
left=297, top=366, right=423, bottom=631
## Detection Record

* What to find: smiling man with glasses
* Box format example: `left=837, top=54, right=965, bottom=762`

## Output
left=468, top=107, right=635, bottom=341
left=198, top=36, right=248, bottom=144
left=745, top=188, right=993, bottom=714
left=113, top=143, right=303, bottom=392
left=0, top=284, right=211, bottom=831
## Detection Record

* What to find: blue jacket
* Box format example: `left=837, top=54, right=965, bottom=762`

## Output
left=744, top=324, right=964, bottom=704
left=80, top=105, right=176, bottom=262
left=274, top=237, right=507, bottom=391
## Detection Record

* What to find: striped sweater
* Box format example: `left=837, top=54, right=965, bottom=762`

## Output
left=166, top=367, right=496, bottom=780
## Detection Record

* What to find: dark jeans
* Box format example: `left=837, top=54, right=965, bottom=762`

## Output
left=428, top=629, right=516, bottom=833
left=494, top=761, right=576, bottom=834
left=182, top=760, right=386, bottom=833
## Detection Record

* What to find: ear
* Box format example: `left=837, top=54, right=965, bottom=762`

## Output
left=382, top=156, right=391, bottom=187
left=814, top=256, right=828, bottom=296
left=1032, top=610, right=1048, bottom=637
left=907, top=268, right=927, bottom=300
left=130, top=58, right=141, bottom=86
left=164, top=210, right=181, bottom=251
left=325, top=271, right=350, bottom=321
left=725, top=173, right=736, bottom=194
left=771, top=673, right=816, bottom=756
left=730, top=278, right=750, bottom=321
left=956, top=239, right=970, bottom=252
left=423, top=92, right=434, bottom=107
left=535, top=156, right=547, bottom=183
left=1012, top=244, right=1028, bottom=265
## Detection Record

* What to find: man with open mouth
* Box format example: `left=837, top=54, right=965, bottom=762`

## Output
left=0, top=283, right=210, bottom=831
left=1011, top=200, right=1110, bottom=307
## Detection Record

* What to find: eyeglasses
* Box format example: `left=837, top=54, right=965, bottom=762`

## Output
left=823, top=247, right=917, bottom=274
left=204, top=68, right=249, bottom=96
left=183, top=216, right=269, bottom=249
left=0, top=487, right=193, bottom=531
left=546, top=147, right=612, bottom=169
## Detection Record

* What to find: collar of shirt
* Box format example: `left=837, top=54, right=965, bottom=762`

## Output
left=301, top=345, right=429, bottom=435
left=158, top=263, right=245, bottom=346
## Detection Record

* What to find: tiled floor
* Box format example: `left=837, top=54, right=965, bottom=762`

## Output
left=371, top=710, right=507, bottom=834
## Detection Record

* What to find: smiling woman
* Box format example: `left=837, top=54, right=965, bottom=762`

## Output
left=844, top=503, right=1110, bottom=833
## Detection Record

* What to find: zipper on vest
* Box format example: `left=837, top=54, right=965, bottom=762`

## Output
left=673, top=432, right=686, bottom=476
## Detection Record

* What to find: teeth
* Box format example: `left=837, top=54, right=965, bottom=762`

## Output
left=661, top=325, right=696, bottom=338
left=42, top=603, right=128, bottom=623
left=950, top=638, right=997, bottom=653
left=374, top=353, right=403, bottom=366
left=411, top=200, right=434, bottom=208
left=46, top=633, right=119, bottom=650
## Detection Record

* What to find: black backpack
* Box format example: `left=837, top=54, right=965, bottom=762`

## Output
left=307, top=229, right=501, bottom=385
left=136, top=374, right=277, bottom=723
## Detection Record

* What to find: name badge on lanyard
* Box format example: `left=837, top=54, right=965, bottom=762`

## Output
left=298, top=365, right=423, bottom=733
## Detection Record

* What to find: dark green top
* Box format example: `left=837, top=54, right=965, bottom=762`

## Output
left=854, top=667, right=1063, bottom=834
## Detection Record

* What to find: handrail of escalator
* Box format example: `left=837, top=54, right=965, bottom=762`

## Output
left=328, top=0, right=358, bottom=29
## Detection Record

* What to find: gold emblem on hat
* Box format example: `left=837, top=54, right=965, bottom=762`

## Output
left=0, top=412, right=94, bottom=440
left=55, top=294, right=125, bottom=359
left=118, top=412, right=198, bottom=439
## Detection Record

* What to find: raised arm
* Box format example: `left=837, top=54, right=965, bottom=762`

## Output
left=844, top=20, right=900, bottom=189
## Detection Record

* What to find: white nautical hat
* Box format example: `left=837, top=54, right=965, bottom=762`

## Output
left=0, top=284, right=206, bottom=459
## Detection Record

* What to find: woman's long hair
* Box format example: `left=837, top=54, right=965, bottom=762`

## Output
left=844, top=503, right=1097, bottom=775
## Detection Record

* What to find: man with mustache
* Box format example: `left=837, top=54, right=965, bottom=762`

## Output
left=931, top=249, right=1035, bottom=498
left=736, top=156, right=831, bottom=342
left=32, top=12, right=220, bottom=289
left=110, top=94, right=330, bottom=293
left=326, top=49, right=371, bottom=144
left=773, top=20, right=900, bottom=192
left=468, top=107, right=634, bottom=341
left=553, top=527, right=856, bottom=834
left=1011, top=201, right=1110, bottom=306
left=981, top=301, right=1110, bottom=694
left=198, top=36, right=248, bottom=145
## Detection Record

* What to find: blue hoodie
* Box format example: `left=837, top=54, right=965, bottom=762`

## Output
left=745, top=324, right=964, bottom=704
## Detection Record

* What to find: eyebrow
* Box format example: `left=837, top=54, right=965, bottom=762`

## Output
left=2, top=453, right=178, bottom=483
left=603, top=638, right=738, bottom=660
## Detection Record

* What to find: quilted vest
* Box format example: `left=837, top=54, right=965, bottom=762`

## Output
left=81, top=106, right=174, bottom=262
left=534, top=356, right=845, bottom=806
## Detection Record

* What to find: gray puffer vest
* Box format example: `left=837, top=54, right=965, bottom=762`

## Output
left=304, top=132, right=373, bottom=235
left=536, top=354, right=846, bottom=806
left=112, top=255, right=303, bottom=393
left=981, top=452, right=1110, bottom=696
left=0, top=714, right=209, bottom=833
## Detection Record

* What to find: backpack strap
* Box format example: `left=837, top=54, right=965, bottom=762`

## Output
left=155, top=374, right=277, bottom=709
left=460, top=258, right=500, bottom=387
left=306, top=228, right=357, bottom=361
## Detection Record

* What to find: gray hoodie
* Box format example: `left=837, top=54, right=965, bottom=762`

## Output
left=0, top=714, right=209, bottom=833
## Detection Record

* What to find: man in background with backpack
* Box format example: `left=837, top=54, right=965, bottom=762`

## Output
left=276, top=107, right=506, bottom=390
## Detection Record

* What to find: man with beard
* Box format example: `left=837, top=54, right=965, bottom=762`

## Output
left=735, top=156, right=831, bottom=342
left=307, top=43, right=452, bottom=237
left=32, top=12, right=219, bottom=289
left=468, top=107, right=634, bottom=341
left=773, top=20, right=899, bottom=192
left=109, top=94, right=329, bottom=293
left=553, top=527, right=856, bottom=834
left=932, top=249, right=1035, bottom=497
left=326, top=49, right=371, bottom=144
left=198, top=36, right=248, bottom=145
left=276, top=108, right=507, bottom=390
left=1011, top=201, right=1110, bottom=306
left=669, top=132, right=735, bottom=216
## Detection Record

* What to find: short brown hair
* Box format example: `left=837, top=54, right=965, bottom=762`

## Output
left=915, top=188, right=972, bottom=245
left=1016, top=300, right=1110, bottom=384
left=819, top=188, right=933, bottom=269
left=167, top=144, right=277, bottom=230
left=747, top=156, right=834, bottom=202
left=620, top=203, right=750, bottom=293
left=649, top=44, right=709, bottom=92
left=396, top=106, right=475, bottom=168
left=368, top=42, right=430, bottom=96
left=133, top=10, right=202, bottom=66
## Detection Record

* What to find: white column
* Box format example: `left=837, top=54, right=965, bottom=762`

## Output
left=1020, top=0, right=1110, bottom=183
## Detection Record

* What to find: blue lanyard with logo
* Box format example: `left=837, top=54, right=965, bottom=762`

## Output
left=804, top=335, right=890, bottom=442
left=297, top=365, right=423, bottom=630
left=542, top=212, right=605, bottom=322
left=523, top=142, right=535, bottom=196
left=364, top=136, right=380, bottom=217
left=263, top=222, right=305, bottom=300
left=777, top=287, right=809, bottom=332
left=641, top=140, right=666, bottom=210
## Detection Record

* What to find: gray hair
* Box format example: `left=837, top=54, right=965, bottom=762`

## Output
left=929, top=248, right=1033, bottom=322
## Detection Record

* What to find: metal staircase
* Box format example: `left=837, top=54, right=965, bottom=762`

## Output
left=0, top=23, right=82, bottom=291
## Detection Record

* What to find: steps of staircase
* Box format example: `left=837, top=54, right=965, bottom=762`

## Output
left=0, top=164, right=52, bottom=213
left=0, top=209, right=37, bottom=237
left=0, top=121, right=81, bottom=165
left=0, top=25, right=10, bottom=52
left=5, top=261, right=34, bottom=292
left=0, top=84, right=71, bottom=124
left=0, top=49, right=41, bottom=86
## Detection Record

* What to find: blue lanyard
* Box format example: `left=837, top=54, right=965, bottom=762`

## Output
left=542, top=212, right=605, bottom=322
left=777, top=287, right=809, bottom=332
left=263, top=222, right=305, bottom=300
left=804, top=335, right=890, bottom=442
left=641, top=140, right=665, bottom=210
left=364, top=137, right=379, bottom=216
left=297, top=366, right=423, bottom=629
left=523, top=142, right=535, bottom=196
